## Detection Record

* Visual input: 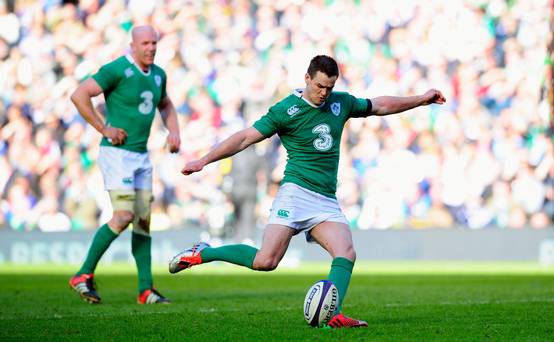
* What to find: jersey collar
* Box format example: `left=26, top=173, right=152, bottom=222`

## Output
left=293, top=89, right=326, bottom=108
left=125, top=53, right=151, bottom=76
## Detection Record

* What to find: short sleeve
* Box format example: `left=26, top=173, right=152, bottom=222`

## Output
left=252, top=107, right=280, bottom=137
left=92, top=62, right=121, bottom=92
left=348, top=95, right=373, bottom=118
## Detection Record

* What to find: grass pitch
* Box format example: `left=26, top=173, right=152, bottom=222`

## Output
left=0, top=262, right=553, bottom=341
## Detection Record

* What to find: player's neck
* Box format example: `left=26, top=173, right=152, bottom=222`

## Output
left=128, top=53, right=151, bottom=73
left=300, top=88, right=325, bottom=108
left=135, top=60, right=150, bottom=72
left=137, top=63, right=149, bottom=72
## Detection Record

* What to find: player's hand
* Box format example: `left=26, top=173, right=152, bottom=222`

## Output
left=167, top=132, right=180, bottom=153
left=421, top=89, right=446, bottom=105
left=181, top=159, right=205, bottom=176
left=102, top=126, right=127, bottom=145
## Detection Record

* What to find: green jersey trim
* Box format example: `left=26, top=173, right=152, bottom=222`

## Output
left=124, top=54, right=152, bottom=76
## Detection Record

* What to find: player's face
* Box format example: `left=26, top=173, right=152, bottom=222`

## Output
left=304, top=71, right=337, bottom=106
left=131, top=31, right=157, bottom=69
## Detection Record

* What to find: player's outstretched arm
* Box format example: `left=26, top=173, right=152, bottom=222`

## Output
left=70, top=78, right=127, bottom=145
left=182, top=127, right=265, bottom=176
left=370, top=89, right=446, bottom=116
left=158, top=96, right=181, bottom=153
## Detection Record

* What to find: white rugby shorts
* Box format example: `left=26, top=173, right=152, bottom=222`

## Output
left=268, top=182, right=348, bottom=242
left=97, top=146, right=152, bottom=190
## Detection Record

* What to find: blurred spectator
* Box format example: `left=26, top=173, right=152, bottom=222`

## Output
left=0, top=0, right=552, bottom=234
left=1, top=175, right=36, bottom=230
left=227, top=144, right=266, bottom=244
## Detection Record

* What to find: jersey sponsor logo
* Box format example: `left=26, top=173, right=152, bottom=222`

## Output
left=330, top=102, right=341, bottom=116
left=122, top=177, right=133, bottom=185
left=312, top=124, right=333, bottom=151
left=138, top=91, right=154, bottom=114
left=277, top=209, right=290, bottom=218
left=287, top=105, right=300, bottom=117
left=154, top=75, right=162, bottom=87
left=125, top=67, right=134, bottom=78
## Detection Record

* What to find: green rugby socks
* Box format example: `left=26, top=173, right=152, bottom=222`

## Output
left=201, top=244, right=258, bottom=269
left=78, top=224, right=118, bottom=275
left=327, top=257, right=354, bottom=313
left=132, top=232, right=153, bottom=292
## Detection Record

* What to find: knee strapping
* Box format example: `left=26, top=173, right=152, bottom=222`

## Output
left=132, top=190, right=153, bottom=236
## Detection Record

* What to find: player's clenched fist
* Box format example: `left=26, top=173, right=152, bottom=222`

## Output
left=102, top=126, right=127, bottom=145
left=181, top=159, right=205, bottom=175
left=167, top=132, right=181, bottom=153
left=421, top=89, right=446, bottom=105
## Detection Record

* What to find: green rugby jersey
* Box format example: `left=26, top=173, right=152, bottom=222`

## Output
left=253, top=90, right=372, bottom=198
left=92, top=55, right=167, bottom=153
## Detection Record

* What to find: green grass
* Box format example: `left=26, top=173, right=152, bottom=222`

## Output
left=1, top=262, right=553, bottom=341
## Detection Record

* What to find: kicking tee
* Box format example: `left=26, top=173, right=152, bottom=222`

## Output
left=253, top=90, right=372, bottom=198
left=92, top=54, right=167, bottom=153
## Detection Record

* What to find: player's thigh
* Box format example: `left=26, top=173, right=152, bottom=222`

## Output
left=310, top=221, right=355, bottom=260
left=134, top=156, right=153, bottom=190
left=98, top=146, right=136, bottom=190
left=257, top=224, right=295, bottom=260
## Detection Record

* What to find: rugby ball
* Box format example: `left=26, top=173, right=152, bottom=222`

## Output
left=303, top=280, right=339, bottom=327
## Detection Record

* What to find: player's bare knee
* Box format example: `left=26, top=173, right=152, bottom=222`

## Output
left=347, top=248, right=356, bottom=262
left=257, top=262, right=278, bottom=271
left=111, top=211, right=135, bottom=230
left=108, top=190, right=136, bottom=230
left=253, top=256, right=279, bottom=271
left=335, top=246, right=356, bottom=262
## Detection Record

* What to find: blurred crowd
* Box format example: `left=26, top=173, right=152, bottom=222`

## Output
left=0, top=0, right=552, bottom=236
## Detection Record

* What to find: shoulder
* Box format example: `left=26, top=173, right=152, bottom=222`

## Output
left=97, top=56, right=129, bottom=76
left=328, top=91, right=366, bottom=109
left=93, top=57, right=128, bottom=89
left=329, top=91, right=353, bottom=101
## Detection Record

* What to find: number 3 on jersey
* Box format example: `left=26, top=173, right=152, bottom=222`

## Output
left=312, top=124, right=333, bottom=151
left=138, top=91, right=154, bottom=114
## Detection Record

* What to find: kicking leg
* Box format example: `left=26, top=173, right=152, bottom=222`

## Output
left=252, top=224, right=295, bottom=271
left=169, top=224, right=294, bottom=273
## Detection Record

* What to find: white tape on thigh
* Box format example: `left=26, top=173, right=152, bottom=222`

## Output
left=133, top=190, right=153, bottom=235
left=109, top=190, right=136, bottom=212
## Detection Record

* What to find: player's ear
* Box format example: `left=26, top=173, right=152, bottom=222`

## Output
left=304, top=73, right=310, bottom=84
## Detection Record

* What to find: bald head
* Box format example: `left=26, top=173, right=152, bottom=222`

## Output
left=131, top=25, right=158, bottom=43
left=130, top=25, right=158, bottom=71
